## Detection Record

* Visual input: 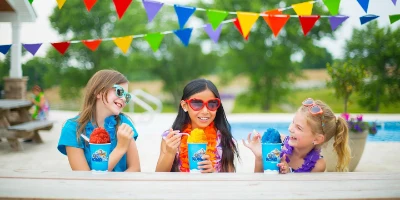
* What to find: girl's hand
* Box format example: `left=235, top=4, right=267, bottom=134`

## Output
left=278, top=154, right=290, bottom=174
left=162, top=128, right=182, bottom=155
left=242, top=131, right=262, bottom=158
left=116, top=123, right=134, bottom=152
left=198, top=154, right=215, bottom=173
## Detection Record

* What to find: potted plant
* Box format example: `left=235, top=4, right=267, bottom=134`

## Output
left=322, top=113, right=377, bottom=172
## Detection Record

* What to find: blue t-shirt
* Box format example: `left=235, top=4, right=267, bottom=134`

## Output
left=57, top=114, right=138, bottom=172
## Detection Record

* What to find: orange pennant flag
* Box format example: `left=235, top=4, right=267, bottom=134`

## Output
left=263, top=10, right=290, bottom=37
left=56, top=0, right=66, bottom=9
left=236, top=12, right=259, bottom=38
left=299, top=15, right=320, bottom=36
left=84, top=0, right=97, bottom=12
left=113, top=36, right=133, bottom=54
left=82, top=39, right=102, bottom=51
left=292, top=1, right=314, bottom=15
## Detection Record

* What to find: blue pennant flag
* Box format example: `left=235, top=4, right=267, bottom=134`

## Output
left=360, top=14, right=379, bottom=25
left=173, top=28, right=193, bottom=46
left=0, top=45, right=12, bottom=55
left=174, top=5, right=196, bottom=29
left=357, top=0, right=370, bottom=13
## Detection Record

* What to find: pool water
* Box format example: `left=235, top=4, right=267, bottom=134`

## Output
left=230, top=121, right=400, bottom=142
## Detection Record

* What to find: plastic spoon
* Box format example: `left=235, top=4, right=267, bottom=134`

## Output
left=81, top=134, right=90, bottom=142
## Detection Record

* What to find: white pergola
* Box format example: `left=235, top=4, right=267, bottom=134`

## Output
left=0, top=0, right=37, bottom=78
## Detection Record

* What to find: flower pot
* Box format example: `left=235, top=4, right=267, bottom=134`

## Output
left=321, top=130, right=368, bottom=172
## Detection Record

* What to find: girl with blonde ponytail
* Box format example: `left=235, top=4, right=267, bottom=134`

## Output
left=245, top=98, right=351, bottom=173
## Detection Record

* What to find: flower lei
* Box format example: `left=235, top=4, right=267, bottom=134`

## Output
left=179, top=122, right=217, bottom=172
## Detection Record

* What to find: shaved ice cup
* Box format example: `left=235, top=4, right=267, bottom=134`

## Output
left=90, top=143, right=111, bottom=172
left=262, top=143, right=282, bottom=174
left=188, top=143, right=207, bottom=173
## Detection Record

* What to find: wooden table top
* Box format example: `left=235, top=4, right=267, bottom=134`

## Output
left=0, top=99, right=32, bottom=110
left=0, top=169, right=399, bottom=199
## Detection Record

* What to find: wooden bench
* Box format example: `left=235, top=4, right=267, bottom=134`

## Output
left=0, top=120, right=53, bottom=151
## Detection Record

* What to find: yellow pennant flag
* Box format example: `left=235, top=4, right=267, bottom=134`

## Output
left=292, top=1, right=314, bottom=15
left=56, top=0, right=66, bottom=9
left=236, top=12, right=259, bottom=38
left=113, top=36, right=133, bottom=54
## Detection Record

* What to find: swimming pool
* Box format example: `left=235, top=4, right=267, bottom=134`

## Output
left=230, top=121, right=400, bottom=142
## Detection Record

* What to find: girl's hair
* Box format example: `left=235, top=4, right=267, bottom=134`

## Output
left=299, top=100, right=351, bottom=172
left=76, top=69, right=128, bottom=141
left=170, top=78, right=240, bottom=172
left=32, top=85, right=42, bottom=92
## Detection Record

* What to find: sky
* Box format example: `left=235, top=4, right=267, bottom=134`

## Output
left=0, top=0, right=399, bottom=61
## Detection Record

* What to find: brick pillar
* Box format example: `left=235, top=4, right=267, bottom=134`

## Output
left=3, top=77, right=29, bottom=99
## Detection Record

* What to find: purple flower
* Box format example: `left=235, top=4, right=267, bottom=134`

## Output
left=341, top=113, right=350, bottom=121
left=356, top=115, right=363, bottom=122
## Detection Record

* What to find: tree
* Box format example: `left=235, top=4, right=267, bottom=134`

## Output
left=327, top=61, right=366, bottom=113
left=301, top=46, right=333, bottom=69
left=199, top=0, right=335, bottom=111
left=344, top=21, right=400, bottom=112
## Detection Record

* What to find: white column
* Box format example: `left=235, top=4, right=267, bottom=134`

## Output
left=10, top=21, right=22, bottom=78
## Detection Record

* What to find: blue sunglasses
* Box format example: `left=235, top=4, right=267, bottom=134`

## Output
left=113, top=85, right=131, bottom=103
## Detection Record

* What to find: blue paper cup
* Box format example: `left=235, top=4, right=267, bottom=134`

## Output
left=90, top=143, right=111, bottom=172
left=188, top=143, right=207, bottom=173
left=262, top=143, right=282, bottom=174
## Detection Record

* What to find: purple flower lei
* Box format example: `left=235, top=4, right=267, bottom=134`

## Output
left=280, top=136, right=321, bottom=173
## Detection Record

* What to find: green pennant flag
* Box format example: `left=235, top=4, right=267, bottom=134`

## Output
left=28, top=0, right=34, bottom=4
left=145, top=33, right=164, bottom=52
left=322, top=0, right=341, bottom=15
left=389, top=14, right=400, bottom=24
left=206, top=9, right=229, bottom=30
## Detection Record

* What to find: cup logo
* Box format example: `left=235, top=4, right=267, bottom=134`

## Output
left=91, top=149, right=108, bottom=162
left=265, top=148, right=281, bottom=162
left=191, top=148, right=206, bottom=161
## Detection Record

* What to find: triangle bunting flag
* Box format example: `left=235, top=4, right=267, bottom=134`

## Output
left=392, top=0, right=397, bottom=5
left=83, top=0, right=97, bottom=12
left=174, top=5, right=196, bottom=29
left=23, top=43, right=42, bottom=56
left=28, top=0, right=34, bottom=4
left=56, top=0, right=66, bottom=9
left=236, top=12, right=259, bottom=38
left=360, top=14, right=379, bottom=25
left=204, top=24, right=222, bottom=43
left=299, top=15, right=320, bottom=36
left=233, top=18, right=249, bottom=40
left=389, top=14, right=400, bottom=24
left=51, top=42, right=70, bottom=55
left=292, top=2, right=314, bottom=16
left=143, top=0, right=164, bottom=23
left=0, top=45, right=11, bottom=55
left=174, top=28, right=193, bottom=46
left=356, top=0, right=370, bottom=13
left=113, top=0, right=133, bottom=20
left=145, top=33, right=164, bottom=52
left=263, top=10, right=290, bottom=37
left=82, top=39, right=102, bottom=51
left=322, top=0, right=341, bottom=15
left=206, top=9, right=229, bottom=30
left=113, top=36, right=133, bottom=54
left=329, top=15, right=349, bottom=31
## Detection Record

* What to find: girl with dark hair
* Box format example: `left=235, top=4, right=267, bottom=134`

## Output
left=156, top=79, right=239, bottom=173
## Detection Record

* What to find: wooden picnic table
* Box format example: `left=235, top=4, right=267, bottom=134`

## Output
left=0, top=170, right=399, bottom=199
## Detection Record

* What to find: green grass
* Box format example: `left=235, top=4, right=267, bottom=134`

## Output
left=232, top=88, right=400, bottom=113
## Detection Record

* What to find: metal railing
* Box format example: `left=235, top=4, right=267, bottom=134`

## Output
left=128, top=89, right=162, bottom=122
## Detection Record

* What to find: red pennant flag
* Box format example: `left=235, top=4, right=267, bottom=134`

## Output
left=113, top=0, right=133, bottom=19
left=51, top=42, right=70, bottom=55
left=233, top=18, right=249, bottom=40
left=263, top=10, right=290, bottom=37
left=82, top=39, right=102, bottom=51
left=84, top=0, right=97, bottom=12
left=299, top=15, right=320, bottom=36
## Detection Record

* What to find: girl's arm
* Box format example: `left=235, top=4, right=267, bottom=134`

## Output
left=125, top=139, right=141, bottom=172
left=254, top=156, right=263, bottom=173
left=311, top=158, right=326, bottom=172
left=155, top=140, right=176, bottom=172
left=66, top=147, right=90, bottom=171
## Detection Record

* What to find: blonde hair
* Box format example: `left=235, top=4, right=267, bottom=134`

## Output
left=299, top=100, right=351, bottom=172
left=76, top=69, right=128, bottom=141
